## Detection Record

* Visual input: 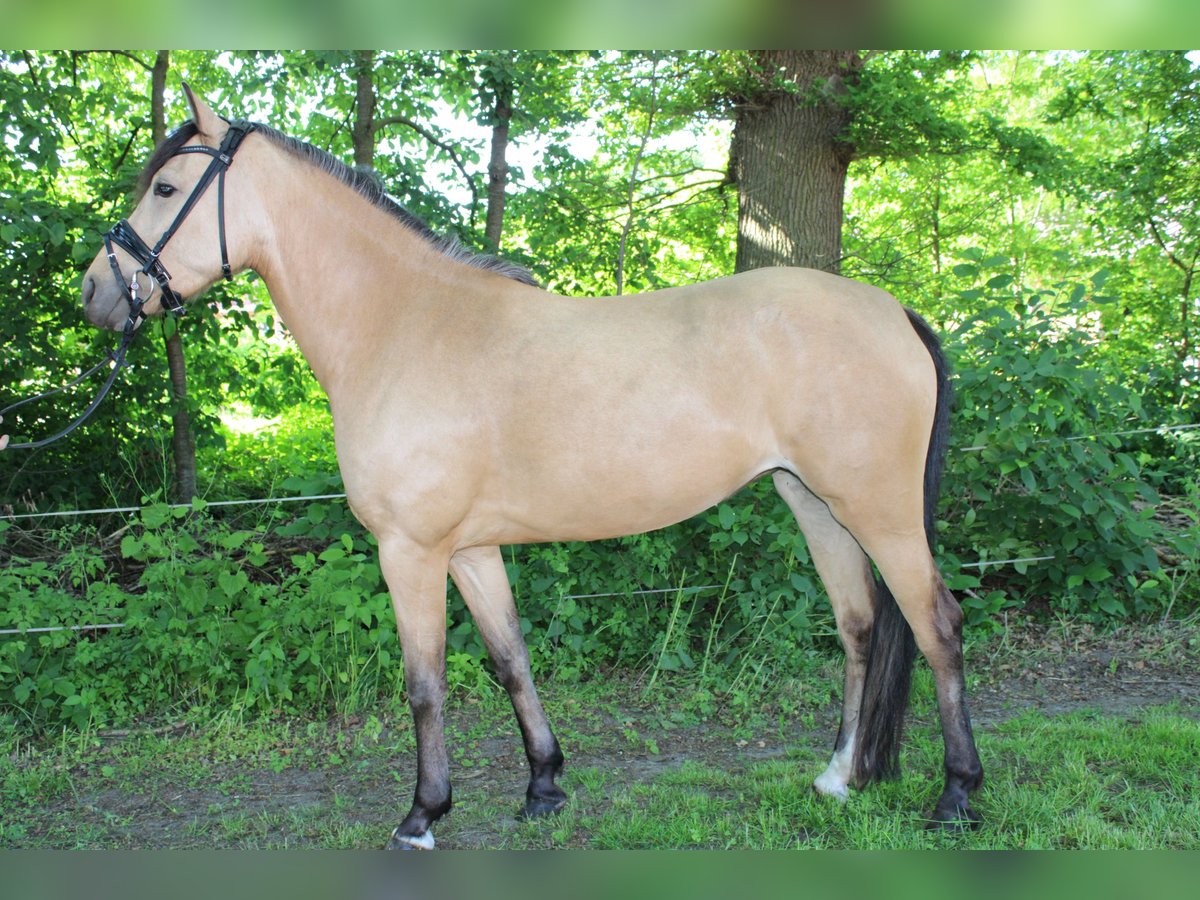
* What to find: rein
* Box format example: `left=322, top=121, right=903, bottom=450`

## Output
left=0, top=331, right=135, bottom=452
left=1, top=120, right=255, bottom=452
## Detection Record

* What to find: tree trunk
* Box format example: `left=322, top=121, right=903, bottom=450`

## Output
left=352, top=51, right=376, bottom=170
left=931, top=169, right=943, bottom=276
left=1178, top=265, right=1194, bottom=398
left=484, top=89, right=512, bottom=252
left=163, top=328, right=195, bottom=501
left=1148, top=219, right=1199, bottom=399
left=151, top=50, right=197, bottom=503
left=483, top=59, right=514, bottom=253
left=731, top=50, right=860, bottom=275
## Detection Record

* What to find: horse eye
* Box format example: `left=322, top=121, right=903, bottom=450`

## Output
left=153, top=182, right=176, bottom=198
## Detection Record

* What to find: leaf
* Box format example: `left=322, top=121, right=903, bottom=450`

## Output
left=1019, top=465, right=1037, bottom=493
left=1098, top=595, right=1126, bottom=617
left=218, top=571, right=244, bottom=598
left=120, top=534, right=142, bottom=559
left=318, top=545, right=345, bottom=563
left=717, top=503, right=736, bottom=529
left=141, top=504, right=171, bottom=529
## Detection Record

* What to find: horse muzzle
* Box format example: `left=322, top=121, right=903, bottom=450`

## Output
left=81, top=272, right=132, bottom=332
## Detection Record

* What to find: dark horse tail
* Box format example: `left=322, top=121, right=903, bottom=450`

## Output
left=851, top=308, right=952, bottom=785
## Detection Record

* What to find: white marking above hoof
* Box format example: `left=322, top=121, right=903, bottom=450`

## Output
left=813, top=770, right=851, bottom=802
left=390, top=828, right=436, bottom=850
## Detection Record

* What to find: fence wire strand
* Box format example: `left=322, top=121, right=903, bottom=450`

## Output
left=3, top=419, right=1193, bottom=637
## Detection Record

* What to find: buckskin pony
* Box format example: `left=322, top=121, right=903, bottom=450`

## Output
left=80, top=88, right=983, bottom=849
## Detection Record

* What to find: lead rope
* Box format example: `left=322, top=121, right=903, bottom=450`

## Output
left=1, top=278, right=141, bottom=451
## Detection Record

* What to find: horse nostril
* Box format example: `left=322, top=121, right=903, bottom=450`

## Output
left=81, top=275, right=96, bottom=308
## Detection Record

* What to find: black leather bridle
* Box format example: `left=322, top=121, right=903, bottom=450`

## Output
left=103, top=119, right=255, bottom=334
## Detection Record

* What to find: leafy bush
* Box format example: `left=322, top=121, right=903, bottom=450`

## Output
left=1, top=505, right=399, bottom=731
left=935, top=256, right=1172, bottom=626
left=0, top=482, right=836, bottom=732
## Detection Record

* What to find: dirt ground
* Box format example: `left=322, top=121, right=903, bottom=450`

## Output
left=16, top=617, right=1200, bottom=848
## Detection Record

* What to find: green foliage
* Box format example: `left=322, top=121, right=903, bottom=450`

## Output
left=0, top=474, right=837, bottom=733
left=1, top=504, right=397, bottom=731
left=934, top=256, right=1173, bottom=626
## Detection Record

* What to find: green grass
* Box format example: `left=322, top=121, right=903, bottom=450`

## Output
left=3, top=668, right=1197, bottom=849
left=472, top=706, right=1199, bottom=850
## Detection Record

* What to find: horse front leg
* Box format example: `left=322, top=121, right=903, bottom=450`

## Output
left=379, top=537, right=453, bottom=850
left=450, top=545, right=567, bottom=818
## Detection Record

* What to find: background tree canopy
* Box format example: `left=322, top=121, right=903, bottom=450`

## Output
left=1, top=50, right=1197, bottom=728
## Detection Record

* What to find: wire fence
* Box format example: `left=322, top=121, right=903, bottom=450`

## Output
left=957, top=421, right=1200, bottom=453
left=3, top=420, right=1195, bottom=523
left=1, top=419, right=1194, bottom=637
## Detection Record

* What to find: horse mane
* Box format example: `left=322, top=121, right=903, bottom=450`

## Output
left=141, top=120, right=539, bottom=287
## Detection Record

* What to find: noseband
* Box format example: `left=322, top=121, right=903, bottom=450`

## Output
left=102, top=120, right=255, bottom=335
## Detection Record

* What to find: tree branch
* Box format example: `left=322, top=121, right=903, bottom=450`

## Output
left=373, top=115, right=480, bottom=214
left=616, top=54, right=662, bottom=295
left=1147, top=217, right=1194, bottom=276
left=72, top=49, right=154, bottom=73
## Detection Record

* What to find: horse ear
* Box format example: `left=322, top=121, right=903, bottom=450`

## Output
left=181, top=83, right=225, bottom=139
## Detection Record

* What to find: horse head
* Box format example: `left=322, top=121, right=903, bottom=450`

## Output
left=80, top=86, right=255, bottom=333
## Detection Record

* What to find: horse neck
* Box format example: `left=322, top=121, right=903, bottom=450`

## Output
left=244, top=149, right=435, bottom=398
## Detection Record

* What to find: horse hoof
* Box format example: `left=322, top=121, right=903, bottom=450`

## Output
left=386, top=827, right=436, bottom=850
left=926, top=802, right=981, bottom=832
left=520, top=793, right=568, bottom=820
left=812, top=774, right=850, bottom=803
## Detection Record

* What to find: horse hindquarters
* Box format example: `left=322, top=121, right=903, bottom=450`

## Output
left=779, top=307, right=983, bottom=826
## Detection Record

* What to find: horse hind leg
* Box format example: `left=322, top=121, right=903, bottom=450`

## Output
left=449, top=545, right=568, bottom=819
left=773, top=471, right=877, bottom=803
left=851, top=527, right=984, bottom=828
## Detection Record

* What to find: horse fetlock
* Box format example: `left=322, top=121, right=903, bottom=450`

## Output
left=957, top=759, right=985, bottom=793
left=813, top=744, right=855, bottom=801
left=413, top=790, right=452, bottom=821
